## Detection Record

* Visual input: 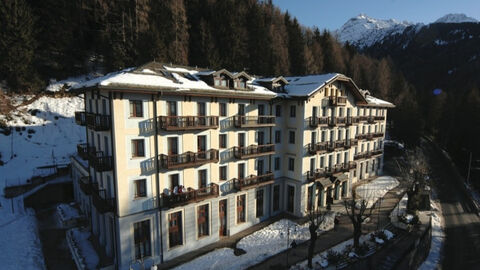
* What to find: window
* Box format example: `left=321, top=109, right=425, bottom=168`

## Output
left=275, top=130, right=281, bottom=144
left=170, top=174, right=179, bottom=190
left=220, top=103, right=227, bottom=117
left=273, top=185, right=280, bottom=212
left=320, top=156, right=325, bottom=168
left=256, top=190, right=264, bottom=218
left=134, top=220, right=151, bottom=259
left=197, top=204, right=209, bottom=238
left=290, top=105, right=296, bottom=117
left=219, top=166, right=227, bottom=181
left=168, top=211, right=183, bottom=248
left=237, top=194, right=246, bottom=223
left=238, top=104, right=245, bottom=116
left=129, top=100, right=143, bottom=117
left=288, top=158, right=295, bottom=171
left=219, top=134, right=227, bottom=148
left=275, top=105, right=282, bottom=117
left=289, top=131, right=295, bottom=144
left=274, top=157, right=281, bottom=171
left=131, top=139, right=145, bottom=157
left=134, top=179, right=146, bottom=198
left=198, top=169, right=207, bottom=189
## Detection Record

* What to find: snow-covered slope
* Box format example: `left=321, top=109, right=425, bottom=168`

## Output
left=335, top=14, right=413, bottom=48
left=0, top=95, right=85, bottom=185
left=435, top=13, right=478, bottom=24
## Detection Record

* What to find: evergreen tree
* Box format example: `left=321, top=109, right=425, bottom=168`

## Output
left=285, top=14, right=306, bottom=75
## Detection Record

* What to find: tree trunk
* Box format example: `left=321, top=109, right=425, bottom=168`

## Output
left=308, top=228, right=317, bottom=268
left=353, top=222, right=361, bottom=250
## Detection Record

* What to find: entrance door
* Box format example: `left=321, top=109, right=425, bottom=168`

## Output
left=287, top=185, right=295, bottom=213
left=219, top=200, right=227, bottom=236
left=168, top=137, right=178, bottom=155
left=168, top=212, right=182, bottom=247
left=310, top=158, right=315, bottom=173
left=257, top=131, right=264, bottom=145
left=167, top=101, right=178, bottom=126
left=258, top=104, right=265, bottom=116
left=312, top=106, right=317, bottom=118
left=257, top=160, right=264, bottom=176
left=238, top=133, right=245, bottom=147
left=238, top=163, right=245, bottom=179
left=198, top=169, right=207, bottom=189
left=198, top=102, right=206, bottom=125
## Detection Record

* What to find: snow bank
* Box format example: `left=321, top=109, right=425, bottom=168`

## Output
left=390, top=193, right=408, bottom=223
left=0, top=96, right=85, bottom=185
left=57, top=203, right=82, bottom=227
left=356, top=176, right=399, bottom=208
left=68, top=228, right=99, bottom=270
left=418, top=200, right=445, bottom=270
left=174, top=215, right=335, bottom=270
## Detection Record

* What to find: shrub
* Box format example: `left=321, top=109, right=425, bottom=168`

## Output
left=326, top=250, right=343, bottom=265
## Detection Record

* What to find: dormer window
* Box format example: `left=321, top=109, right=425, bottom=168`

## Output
left=214, top=76, right=228, bottom=87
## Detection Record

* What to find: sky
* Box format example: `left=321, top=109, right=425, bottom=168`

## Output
left=273, top=0, right=480, bottom=30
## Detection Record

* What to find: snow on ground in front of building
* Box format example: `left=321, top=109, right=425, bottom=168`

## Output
left=0, top=95, right=85, bottom=186
left=356, top=176, right=399, bottom=208
left=174, top=214, right=336, bottom=270
left=0, top=195, right=46, bottom=270
left=389, top=193, right=408, bottom=220
left=418, top=199, right=445, bottom=270
left=46, top=73, right=101, bottom=92
left=70, top=228, right=99, bottom=270
left=57, top=203, right=81, bottom=222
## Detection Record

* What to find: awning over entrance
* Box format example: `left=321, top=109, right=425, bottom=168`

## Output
left=332, top=174, right=348, bottom=184
left=317, top=178, right=334, bottom=188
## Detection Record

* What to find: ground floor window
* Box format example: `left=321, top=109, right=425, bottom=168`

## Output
left=134, top=220, right=151, bottom=259
left=256, top=189, right=264, bottom=217
left=198, top=204, right=209, bottom=237
left=273, top=185, right=280, bottom=212
left=307, top=186, right=313, bottom=211
left=168, top=211, right=183, bottom=248
left=237, top=194, right=246, bottom=223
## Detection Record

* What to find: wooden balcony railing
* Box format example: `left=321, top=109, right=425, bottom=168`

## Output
left=91, top=183, right=115, bottom=213
left=346, top=116, right=360, bottom=126
left=306, top=169, right=328, bottom=182
left=233, top=115, right=276, bottom=128
left=307, top=142, right=327, bottom=155
left=77, top=143, right=95, bottom=160
left=162, top=183, right=219, bottom=208
left=233, top=144, right=275, bottom=159
left=78, top=176, right=93, bottom=195
left=88, top=151, right=113, bottom=172
left=158, top=115, right=219, bottom=131
left=329, top=96, right=347, bottom=106
left=344, top=139, right=358, bottom=148
left=75, top=111, right=86, bottom=126
left=233, top=172, right=274, bottom=191
left=308, top=116, right=328, bottom=127
left=86, top=113, right=111, bottom=131
left=159, top=149, right=219, bottom=169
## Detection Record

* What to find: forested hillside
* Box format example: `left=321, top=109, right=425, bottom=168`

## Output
left=0, top=0, right=420, bottom=144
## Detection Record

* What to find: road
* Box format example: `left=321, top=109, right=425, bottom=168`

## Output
left=423, top=140, right=480, bottom=270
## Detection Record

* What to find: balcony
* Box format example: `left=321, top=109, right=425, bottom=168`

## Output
left=78, top=176, right=93, bottom=195
left=329, top=96, right=347, bottom=106
left=233, top=144, right=275, bottom=159
left=325, top=165, right=344, bottom=176
left=340, top=161, right=357, bottom=172
left=335, top=140, right=346, bottom=149
left=327, top=141, right=336, bottom=152
left=328, top=117, right=337, bottom=127
left=336, top=117, right=347, bottom=125
left=344, top=139, right=358, bottom=148
left=346, top=116, right=360, bottom=126
left=77, top=143, right=95, bottom=160
left=86, top=113, right=111, bottom=131
left=158, top=116, right=219, bottom=131
left=233, top=172, right=274, bottom=191
left=306, top=169, right=328, bottom=182
left=308, top=116, right=328, bottom=127
left=371, top=149, right=383, bottom=157
left=158, top=149, right=219, bottom=169
left=307, top=142, right=327, bottom=155
left=75, top=111, right=86, bottom=126
left=162, top=183, right=219, bottom=208
left=355, top=133, right=374, bottom=141
left=358, top=116, right=368, bottom=122
left=372, top=132, right=384, bottom=138
left=233, top=115, right=275, bottom=128
left=354, top=151, right=371, bottom=160
left=88, top=151, right=113, bottom=172
left=374, top=116, right=386, bottom=121
left=367, top=116, right=375, bottom=124
left=91, top=183, right=115, bottom=213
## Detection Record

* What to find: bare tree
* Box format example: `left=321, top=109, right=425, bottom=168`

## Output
left=344, top=194, right=375, bottom=251
left=306, top=208, right=327, bottom=268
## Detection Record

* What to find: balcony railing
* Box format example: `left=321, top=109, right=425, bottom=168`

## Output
left=158, top=116, right=219, bottom=131
left=327, top=141, right=336, bottom=152
left=88, top=151, right=113, bottom=172
left=336, top=117, right=347, bottom=125
left=346, top=116, right=360, bottom=126
left=374, top=116, right=385, bottom=121
left=233, top=115, right=275, bottom=128
left=354, top=151, right=371, bottom=160
left=340, top=161, right=357, bottom=172
left=159, top=149, right=219, bottom=169
left=355, top=133, right=374, bottom=141
left=329, top=96, right=347, bottom=106
left=78, top=176, right=93, bottom=195
left=75, top=111, right=86, bottom=126
left=306, top=169, right=328, bottom=182
left=325, top=165, right=344, bottom=176
left=233, top=144, right=275, bottom=159
left=308, top=116, right=328, bottom=127
left=307, top=142, right=327, bottom=155
left=86, top=113, right=111, bottom=131
left=367, top=116, right=375, bottom=124
left=233, top=172, right=274, bottom=191
left=91, top=183, right=115, bottom=213
left=371, top=149, right=383, bottom=156
left=77, top=143, right=95, bottom=160
left=162, top=183, right=219, bottom=208
left=344, top=139, right=358, bottom=148
left=328, top=117, right=337, bottom=127
left=372, top=132, right=384, bottom=138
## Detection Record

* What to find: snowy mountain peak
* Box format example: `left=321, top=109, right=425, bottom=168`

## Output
left=335, top=14, right=412, bottom=48
left=434, top=13, right=478, bottom=24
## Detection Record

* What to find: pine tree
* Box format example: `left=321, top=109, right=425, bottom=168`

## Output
left=285, top=14, right=306, bottom=75
left=0, top=0, right=39, bottom=91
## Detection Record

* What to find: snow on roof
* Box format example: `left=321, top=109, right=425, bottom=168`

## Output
left=284, top=73, right=339, bottom=96
left=71, top=65, right=276, bottom=97
left=365, top=95, right=395, bottom=107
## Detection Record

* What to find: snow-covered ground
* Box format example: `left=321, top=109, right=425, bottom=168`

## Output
left=46, top=74, right=101, bottom=92
left=389, top=193, right=408, bottom=222
left=174, top=214, right=335, bottom=270
left=68, top=228, right=99, bottom=270
left=0, top=193, right=45, bottom=269
left=356, top=176, right=399, bottom=208
left=418, top=198, right=445, bottom=270
left=0, top=95, right=85, bottom=186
